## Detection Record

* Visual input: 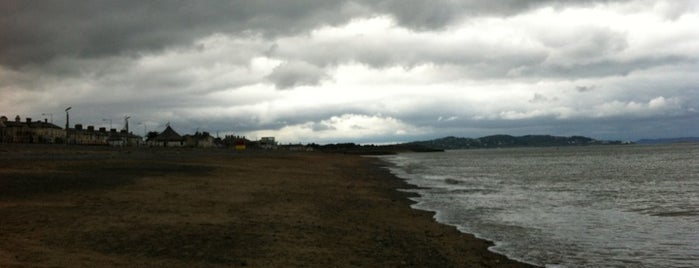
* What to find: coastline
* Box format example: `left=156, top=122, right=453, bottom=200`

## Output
left=0, top=145, right=536, bottom=267
left=370, top=157, right=538, bottom=267
left=361, top=155, right=538, bottom=267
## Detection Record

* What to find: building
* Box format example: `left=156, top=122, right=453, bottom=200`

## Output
left=184, top=132, right=215, bottom=148
left=1, top=114, right=142, bottom=146
left=259, top=137, right=277, bottom=150
left=66, top=125, right=142, bottom=146
left=107, top=129, right=143, bottom=147
left=67, top=124, right=108, bottom=145
left=148, top=125, right=184, bottom=147
left=0, top=115, right=64, bottom=143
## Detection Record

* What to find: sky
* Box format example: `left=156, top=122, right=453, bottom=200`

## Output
left=1, top=0, right=698, bottom=144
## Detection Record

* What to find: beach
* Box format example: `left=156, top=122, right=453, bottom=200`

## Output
left=0, top=145, right=535, bottom=267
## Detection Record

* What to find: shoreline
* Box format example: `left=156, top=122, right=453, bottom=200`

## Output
left=364, top=156, right=539, bottom=267
left=1, top=145, right=536, bottom=267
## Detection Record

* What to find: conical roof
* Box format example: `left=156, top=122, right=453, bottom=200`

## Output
left=153, top=126, right=182, bottom=141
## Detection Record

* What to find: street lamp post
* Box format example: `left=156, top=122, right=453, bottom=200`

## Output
left=65, top=107, right=72, bottom=129
left=123, top=116, right=130, bottom=133
left=64, top=107, right=72, bottom=144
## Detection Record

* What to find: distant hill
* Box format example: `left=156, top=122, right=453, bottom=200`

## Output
left=635, top=137, right=699, bottom=145
left=406, top=135, right=624, bottom=150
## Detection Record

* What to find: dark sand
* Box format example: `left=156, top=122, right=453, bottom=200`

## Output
left=0, top=144, right=536, bottom=267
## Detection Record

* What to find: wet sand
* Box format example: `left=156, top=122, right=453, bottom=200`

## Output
left=0, top=145, right=536, bottom=267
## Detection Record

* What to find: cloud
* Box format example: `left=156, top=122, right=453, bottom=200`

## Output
left=1, top=0, right=698, bottom=143
left=576, top=85, right=596, bottom=92
left=0, top=1, right=359, bottom=67
left=266, top=4, right=698, bottom=80
left=266, top=61, right=327, bottom=89
left=246, top=113, right=429, bottom=143
left=591, top=96, right=687, bottom=118
left=438, top=116, right=459, bottom=122
left=0, top=0, right=642, bottom=69
left=366, top=0, right=638, bottom=30
left=529, top=93, right=557, bottom=103
left=269, top=16, right=550, bottom=77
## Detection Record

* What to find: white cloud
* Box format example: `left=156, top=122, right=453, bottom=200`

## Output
left=246, top=113, right=429, bottom=143
left=590, top=96, right=686, bottom=118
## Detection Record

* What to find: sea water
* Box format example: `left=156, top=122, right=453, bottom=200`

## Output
left=379, top=144, right=699, bottom=267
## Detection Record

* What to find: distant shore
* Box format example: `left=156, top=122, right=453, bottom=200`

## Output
left=0, top=144, right=535, bottom=267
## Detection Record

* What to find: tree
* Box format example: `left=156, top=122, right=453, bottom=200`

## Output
left=146, top=131, right=159, bottom=141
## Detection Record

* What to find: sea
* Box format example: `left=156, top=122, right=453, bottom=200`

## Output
left=379, top=144, right=699, bottom=268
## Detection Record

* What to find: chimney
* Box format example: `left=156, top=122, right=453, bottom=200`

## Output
left=87, top=126, right=95, bottom=131
left=26, top=117, right=32, bottom=123
left=45, top=118, right=48, bottom=123
left=99, top=127, right=106, bottom=133
left=15, top=115, right=20, bottom=122
left=75, top=124, right=83, bottom=130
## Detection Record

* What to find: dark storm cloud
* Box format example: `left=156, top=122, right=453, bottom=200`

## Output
left=1, top=0, right=634, bottom=69
left=366, top=0, right=635, bottom=30
left=0, top=0, right=352, bottom=67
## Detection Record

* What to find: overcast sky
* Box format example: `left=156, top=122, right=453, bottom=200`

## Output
left=2, top=0, right=698, bottom=144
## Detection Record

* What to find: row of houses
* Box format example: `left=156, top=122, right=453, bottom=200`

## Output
left=1, top=115, right=143, bottom=146
left=0, top=116, right=63, bottom=143
left=0, top=115, right=224, bottom=148
left=69, top=124, right=143, bottom=146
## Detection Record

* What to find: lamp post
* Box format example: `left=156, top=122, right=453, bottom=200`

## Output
left=65, top=107, right=72, bottom=129
left=64, top=107, right=72, bottom=144
left=123, top=116, right=130, bottom=133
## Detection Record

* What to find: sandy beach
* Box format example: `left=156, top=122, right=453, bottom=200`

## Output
left=0, top=144, right=535, bottom=267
